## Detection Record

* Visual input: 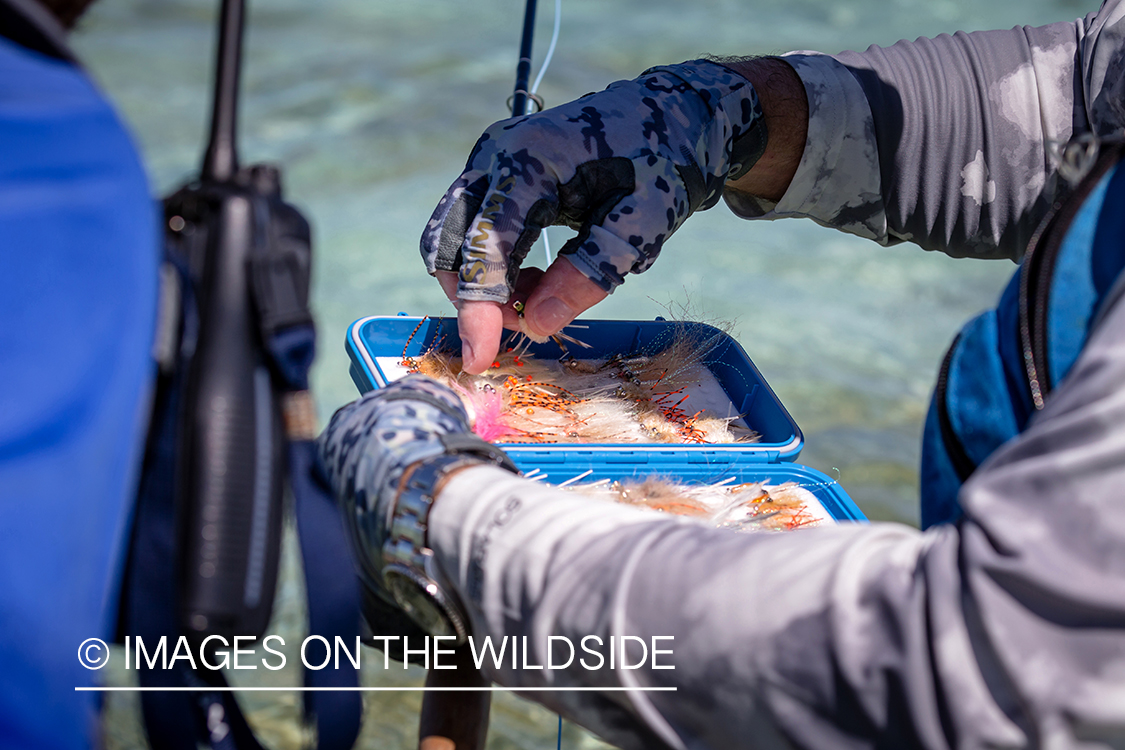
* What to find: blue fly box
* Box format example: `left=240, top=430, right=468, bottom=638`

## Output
left=346, top=315, right=865, bottom=523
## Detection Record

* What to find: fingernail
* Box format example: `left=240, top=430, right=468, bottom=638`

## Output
left=530, top=296, right=574, bottom=334
left=461, top=338, right=475, bottom=365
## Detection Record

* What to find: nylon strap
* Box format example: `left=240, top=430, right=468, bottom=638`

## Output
left=291, top=439, right=363, bottom=750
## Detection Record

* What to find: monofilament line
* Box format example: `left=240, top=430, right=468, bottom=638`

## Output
left=531, top=0, right=561, bottom=266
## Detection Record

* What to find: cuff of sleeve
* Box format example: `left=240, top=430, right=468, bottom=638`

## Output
left=426, top=466, right=534, bottom=615
left=723, top=52, right=888, bottom=243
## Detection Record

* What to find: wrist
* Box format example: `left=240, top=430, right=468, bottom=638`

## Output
left=639, top=60, right=768, bottom=210
left=430, top=460, right=487, bottom=500
left=382, top=440, right=518, bottom=641
left=718, top=56, right=808, bottom=203
left=383, top=454, right=487, bottom=642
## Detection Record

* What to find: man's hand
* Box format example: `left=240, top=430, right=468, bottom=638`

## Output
left=318, top=374, right=474, bottom=582
left=422, top=60, right=770, bottom=373
left=317, top=375, right=516, bottom=640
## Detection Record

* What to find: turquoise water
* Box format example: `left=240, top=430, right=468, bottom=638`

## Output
left=74, top=0, right=1092, bottom=746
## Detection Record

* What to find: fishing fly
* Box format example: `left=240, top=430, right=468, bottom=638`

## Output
left=400, top=323, right=761, bottom=446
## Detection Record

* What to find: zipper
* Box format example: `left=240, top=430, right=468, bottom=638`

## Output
left=1018, top=141, right=1122, bottom=410
left=934, top=333, right=977, bottom=482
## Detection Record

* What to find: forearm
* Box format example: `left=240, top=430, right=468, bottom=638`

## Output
left=725, top=11, right=1124, bottom=260
left=428, top=467, right=957, bottom=750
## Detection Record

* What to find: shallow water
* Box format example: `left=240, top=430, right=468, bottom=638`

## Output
left=75, top=0, right=1093, bottom=746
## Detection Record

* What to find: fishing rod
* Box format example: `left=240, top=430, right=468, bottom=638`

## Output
left=511, top=0, right=538, bottom=116
left=416, top=6, right=567, bottom=748
left=510, top=0, right=562, bottom=118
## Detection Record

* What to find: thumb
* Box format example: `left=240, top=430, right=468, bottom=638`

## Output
left=523, top=256, right=609, bottom=338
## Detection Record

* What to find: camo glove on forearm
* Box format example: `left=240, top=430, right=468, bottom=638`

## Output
left=318, top=374, right=473, bottom=583
left=316, top=375, right=505, bottom=659
left=421, top=60, right=767, bottom=300
left=319, top=375, right=522, bottom=656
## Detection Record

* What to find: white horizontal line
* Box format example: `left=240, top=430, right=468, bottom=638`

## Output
left=77, top=686, right=676, bottom=693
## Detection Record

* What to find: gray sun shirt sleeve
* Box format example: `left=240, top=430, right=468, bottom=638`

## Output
left=428, top=273, right=1125, bottom=749
left=724, top=0, right=1125, bottom=260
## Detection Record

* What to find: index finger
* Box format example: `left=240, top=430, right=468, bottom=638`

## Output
left=456, top=300, right=505, bottom=375
left=452, top=266, right=550, bottom=374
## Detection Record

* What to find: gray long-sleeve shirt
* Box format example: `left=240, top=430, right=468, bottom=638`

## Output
left=728, top=1, right=1125, bottom=261
left=420, top=3, right=1125, bottom=748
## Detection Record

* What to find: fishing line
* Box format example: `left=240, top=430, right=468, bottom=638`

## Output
left=542, top=225, right=553, bottom=266
left=530, top=0, right=562, bottom=266
left=530, top=0, right=562, bottom=99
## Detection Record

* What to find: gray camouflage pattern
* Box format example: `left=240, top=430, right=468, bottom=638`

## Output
left=317, top=374, right=471, bottom=592
left=420, top=60, right=766, bottom=300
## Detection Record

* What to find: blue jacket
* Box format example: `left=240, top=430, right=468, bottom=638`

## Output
left=0, top=8, right=157, bottom=747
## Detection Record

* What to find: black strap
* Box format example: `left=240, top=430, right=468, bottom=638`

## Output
left=121, top=348, right=199, bottom=750
left=291, top=440, right=363, bottom=750
left=439, top=431, right=520, bottom=473
left=933, top=332, right=977, bottom=483
left=0, top=0, right=78, bottom=64
left=1019, top=141, right=1124, bottom=408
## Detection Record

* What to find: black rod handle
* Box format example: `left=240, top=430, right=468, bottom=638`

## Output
left=510, top=0, right=538, bottom=116
left=202, top=0, right=245, bottom=182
